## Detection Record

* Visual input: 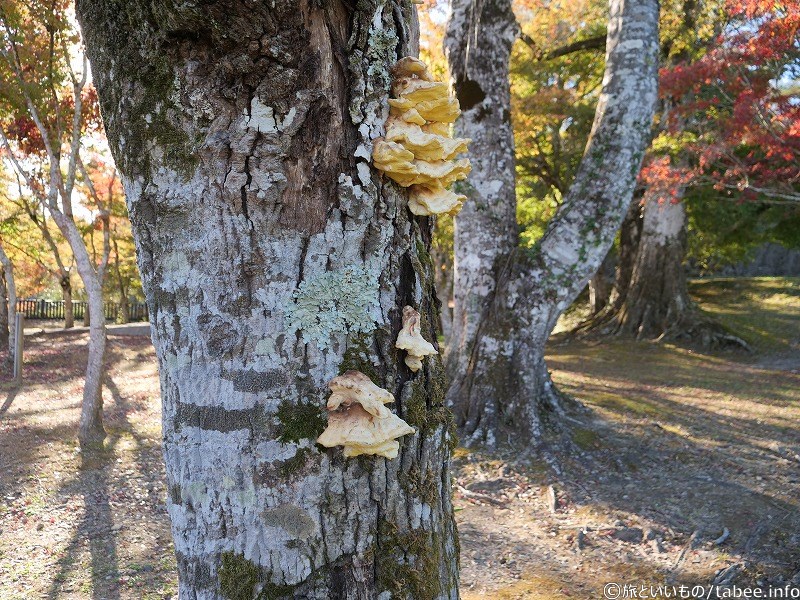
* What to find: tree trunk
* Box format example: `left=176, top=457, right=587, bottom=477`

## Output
left=612, top=196, right=644, bottom=309
left=0, top=270, right=8, bottom=351
left=588, top=250, right=615, bottom=315
left=118, top=293, right=130, bottom=324
left=77, top=269, right=106, bottom=445
left=445, top=0, right=659, bottom=447
left=585, top=191, right=747, bottom=348
left=47, top=215, right=108, bottom=445
left=432, top=246, right=453, bottom=344
left=78, top=2, right=458, bottom=598
left=575, top=196, right=643, bottom=330
left=614, top=196, right=690, bottom=337
left=61, top=274, right=75, bottom=329
left=0, top=244, right=16, bottom=366
left=444, top=0, right=520, bottom=380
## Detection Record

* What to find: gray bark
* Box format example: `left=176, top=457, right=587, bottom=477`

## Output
left=612, top=194, right=691, bottom=338
left=0, top=243, right=16, bottom=364
left=444, top=0, right=520, bottom=381
left=61, top=274, right=75, bottom=329
left=445, top=0, right=659, bottom=447
left=78, top=1, right=458, bottom=599
left=590, top=192, right=746, bottom=348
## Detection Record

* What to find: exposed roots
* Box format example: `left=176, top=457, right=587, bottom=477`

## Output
left=572, top=303, right=751, bottom=352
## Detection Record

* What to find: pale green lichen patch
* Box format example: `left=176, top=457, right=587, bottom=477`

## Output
left=285, top=265, right=380, bottom=349
left=261, top=504, right=316, bottom=539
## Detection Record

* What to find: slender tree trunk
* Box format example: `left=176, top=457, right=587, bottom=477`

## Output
left=78, top=269, right=106, bottom=445
left=432, top=246, right=453, bottom=344
left=0, top=270, right=8, bottom=351
left=118, top=293, right=130, bottom=324
left=60, top=273, right=74, bottom=329
left=79, top=2, right=459, bottom=598
left=444, top=0, right=519, bottom=381
left=0, top=244, right=16, bottom=366
left=445, top=0, right=659, bottom=447
left=47, top=214, right=108, bottom=445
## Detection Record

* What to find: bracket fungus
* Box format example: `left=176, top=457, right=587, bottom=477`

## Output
left=372, top=57, right=471, bottom=217
left=317, top=371, right=414, bottom=459
left=395, top=306, right=438, bottom=372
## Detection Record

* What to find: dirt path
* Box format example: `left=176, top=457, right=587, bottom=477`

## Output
left=456, top=340, right=800, bottom=598
left=0, top=334, right=175, bottom=600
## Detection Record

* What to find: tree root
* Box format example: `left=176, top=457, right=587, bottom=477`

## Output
left=571, top=304, right=751, bottom=351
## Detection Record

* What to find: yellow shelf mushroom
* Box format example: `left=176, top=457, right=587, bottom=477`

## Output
left=395, top=306, right=438, bottom=372
left=408, top=185, right=465, bottom=217
left=372, top=56, right=471, bottom=216
left=317, top=371, right=414, bottom=459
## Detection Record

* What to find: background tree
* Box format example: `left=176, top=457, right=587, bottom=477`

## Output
left=0, top=234, right=16, bottom=365
left=3, top=171, right=77, bottom=328
left=443, top=0, right=659, bottom=447
left=584, top=0, right=799, bottom=345
left=78, top=1, right=458, bottom=597
left=0, top=0, right=111, bottom=445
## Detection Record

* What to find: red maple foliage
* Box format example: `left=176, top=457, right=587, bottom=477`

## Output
left=646, top=0, right=800, bottom=204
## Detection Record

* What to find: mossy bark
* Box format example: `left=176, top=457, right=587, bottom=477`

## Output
left=445, top=0, right=660, bottom=448
left=78, top=1, right=457, bottom=598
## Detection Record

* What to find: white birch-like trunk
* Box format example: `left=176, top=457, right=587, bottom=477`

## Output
left=445, top=0, right=659, bottom=447
left=78, top=1, right=458, bottom=598
left=49, top=213, right=107, bottom=445
left=0, top=243, right=16, bottom=363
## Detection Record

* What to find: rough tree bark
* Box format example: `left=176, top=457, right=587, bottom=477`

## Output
left=613, top=194, right=690, bottom=336
left=78, top=1, right=458, bottom=598
left=445, top=0, right=659, bottom=447
left=444, top=0, right=520, bottom=382
left=582, top=190, right=748, bottom=348
left=588, top=250, right=615, bottom=315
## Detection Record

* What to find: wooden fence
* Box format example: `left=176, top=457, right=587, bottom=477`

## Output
left=16, top=298, right=148, bottom=322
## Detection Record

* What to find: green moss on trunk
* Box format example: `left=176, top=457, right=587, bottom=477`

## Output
left=275, top=401, right=326, bottom=444
left=219, top=552, right=297, bottom=600
left=376, top=520, right=443, bottom=600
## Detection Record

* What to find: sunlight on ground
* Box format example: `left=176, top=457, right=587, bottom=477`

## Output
left=0, top=278, right=798, bottom=599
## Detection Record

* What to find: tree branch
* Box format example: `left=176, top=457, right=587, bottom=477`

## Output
left=520, top=32, right=607, bottom=62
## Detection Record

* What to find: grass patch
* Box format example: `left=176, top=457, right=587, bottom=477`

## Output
left=571, top=426, right=601, bottom=450
left=689, top=277, right=800, bottom=352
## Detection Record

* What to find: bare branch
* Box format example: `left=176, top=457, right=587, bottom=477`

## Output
left=520, top=32, right=607, bottom=62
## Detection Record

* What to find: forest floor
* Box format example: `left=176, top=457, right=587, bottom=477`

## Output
left=0, top=277, right=797, bottom=600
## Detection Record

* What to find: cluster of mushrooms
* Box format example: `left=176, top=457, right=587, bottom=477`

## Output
left=317, top=58, right=464, bottom=459
left=372, top=57, right=471, bottom=216
left=317, top=307, right=437, bottom=459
